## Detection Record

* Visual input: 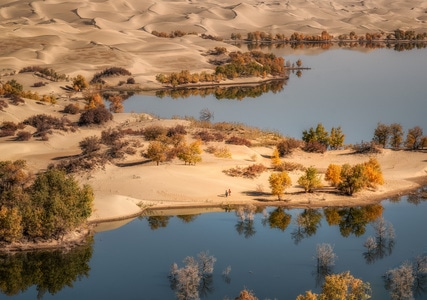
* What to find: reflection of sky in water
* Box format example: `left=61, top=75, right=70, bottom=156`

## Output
left=125, top=48, right=427, bottom=144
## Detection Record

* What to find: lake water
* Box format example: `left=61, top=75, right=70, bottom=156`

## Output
left=2, top=191, right=427, bottom=299
left=123, top=46, right=427, bottom=144
left=2, top=47, right=427, bottom=300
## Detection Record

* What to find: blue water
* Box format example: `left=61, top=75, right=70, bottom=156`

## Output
left=6, top=194, right=427, bottom=300
left=123, top=47, right=427, bottom=144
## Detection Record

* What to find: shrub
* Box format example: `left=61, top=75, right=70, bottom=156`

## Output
left=274, top=161, right=305, bottom=172
left=79, top=136, right=101, bottom=156
left=32, top=81, right=47, bottom=87
left=0, top=99, right=9, bottom=111
left=276, top=138, right=303, bottom=156
left=126, top=77, right=135, bottom=84
left=63, top=103, right=80, bottom=114
left=226, top=136, right=252, bottom=146
left=1, top=121, right=19, bottom=132
left=297, top=166, right=322, bottom=192
left=143, top=125, right=167, bottom=141
left=100, top=128, right=125, bottom=146
left=23, top=114, right=74, bottom=134
left=206, top=145, right=232, bottom=158
left=352, top=141, right=382, bottom=154
left=15, top=131, right=32, bottom=141
left=223, top=164, right=267, bottom=179
left=167, top=124, right=187, bottom=137
left=78, top=106, right=113, bottom=126
left=303, top=140, right=327, bottom=153
left=90, top=67, right=132, bottom=84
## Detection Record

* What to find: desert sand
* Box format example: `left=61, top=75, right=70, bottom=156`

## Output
left=1, top=0, right=427, bottom=225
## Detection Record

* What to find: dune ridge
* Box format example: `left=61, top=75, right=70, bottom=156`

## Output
left=1, top=0, right=427, bottom=81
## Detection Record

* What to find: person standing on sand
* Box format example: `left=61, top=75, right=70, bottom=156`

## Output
left=228, top=189, right=231, bottom=196
left=225, top=190, right=228, bottom=197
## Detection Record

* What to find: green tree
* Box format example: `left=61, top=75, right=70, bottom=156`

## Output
left=29, top=168, right=93, bottom=239
left=145, top=141, right=168, bottom=165
left=298, top=166, right=322, bottom=193
left=329, top=126, right=345, bottom=150
left=338, top=163, right=368, bottom=196
left=0, top=206, right=23, bottom=242
left=389, top=123, right=403, bottom=149
left=373, top=122, right=390, bottom=148
left=405, top=126, right=423, bottom=150
left=268, top=171, right=292, bottom=200
left=302, top=123, right=329, bottom=148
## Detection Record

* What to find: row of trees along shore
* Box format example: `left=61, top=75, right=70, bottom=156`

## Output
left=156, top=50, right=289, bottom=87
left=230, top=29, right=427, bottom=42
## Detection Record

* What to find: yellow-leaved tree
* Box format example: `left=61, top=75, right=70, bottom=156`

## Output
left=324, top=164, right=342, bottom=187
left=268, top=171, right=292, bottom=200
left=363, top=157, right=384, bottom=187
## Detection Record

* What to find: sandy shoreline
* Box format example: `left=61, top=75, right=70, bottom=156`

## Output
left=1, top=0, right=427, bottom=229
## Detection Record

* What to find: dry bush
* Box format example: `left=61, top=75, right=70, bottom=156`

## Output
left=352, top=141, right=382, bottom=154
left=15, top=131, right=32, bottom=141
left=274, top=161, right=305, bottom=172
left=23, top=114, right=74, bottom=134
left=101, top=128, right=125, bottom=146
left=90, top=67, right=132, bottom=84
left=303, top=140, right=327, bottom=153
left=32, top=81, right=47, bottom=87
left=223, top=163, right=267, bottom=179
left=0, top=99, right=9, bottom=111
left=276, top=138, right=303, bottom=156
left=78, top=106, right=113, bottom=126
left=54, top=155, right=108, bottom=174
left=1, top=121, right=19, bottom=132
left=206, top=145, right=232, bottom=158
left=226, top=136, right=252, bottom=147
left=193, top=129, right=225, bottom=142
left=143, top=125, right=167, bottom=141
left=63, top=103, right=80, bottom=114
left=167, top=124, right=187, bottom=137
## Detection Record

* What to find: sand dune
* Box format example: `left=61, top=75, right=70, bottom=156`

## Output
left=1, top=0, right=426, bottom=80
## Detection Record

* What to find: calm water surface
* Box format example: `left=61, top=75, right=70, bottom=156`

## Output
left=124, top=47, right=427, bottom=144
left=4, top=194, right=427, bottom=299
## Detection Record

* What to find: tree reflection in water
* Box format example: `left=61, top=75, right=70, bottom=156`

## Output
left=0, top=236, right=93, bottom=298
left=235, top=205, right=257, bottom=238
left=363, top=217, right=395, bottom=264
left=264, top=207, right=292, bottom=231
left=323, top=204, right=383, bottom=237
left=155, top=80, right=286, bottom=101
left=291, top=209, right=322, bottom=245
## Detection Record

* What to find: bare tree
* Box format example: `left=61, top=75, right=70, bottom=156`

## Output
left=199, top=108, right=214, bottom=122
left=384, top=261, right=415, bottom=300
left=363, top=217, right=395, bottom=263
left=169, top=251, right=217, bottom=300
left=316, top=243, right=337, bottom=273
